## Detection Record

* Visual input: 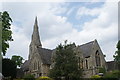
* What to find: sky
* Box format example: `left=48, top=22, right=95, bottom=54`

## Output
left=0, top=0, right=118, bottom=61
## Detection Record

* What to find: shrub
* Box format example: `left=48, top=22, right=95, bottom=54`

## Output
left=13, top=79, right=24, bottom=80
left=91, top=75, right=101, bottom=78
left=99, top=67, right=106, bottom=74
left=36, top=76, right=53, bottom=80
left=23, top=74, right=35, bottom=80
left=104, top=70, right=120, bottom=78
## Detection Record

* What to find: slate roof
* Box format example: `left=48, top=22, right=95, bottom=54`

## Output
left=38, top=48, right=53, bottom=64
left=79, top=41, right=94, bottom=58
left=21, top=60, right=30, bottom=71
left=106, top=61, right=118, bottom=71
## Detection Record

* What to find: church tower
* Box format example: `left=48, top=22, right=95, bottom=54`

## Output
left=29, top=17, right=42, bottom=59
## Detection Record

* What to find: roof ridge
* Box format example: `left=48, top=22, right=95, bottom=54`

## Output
left=39, top=47, right=52, bottom=51
left=79, top=41, right=94, bottom=47
left=107, top=61, right=115, bottom=63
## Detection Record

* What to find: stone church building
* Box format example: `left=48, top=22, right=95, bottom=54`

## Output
left=21, top=17, right=106, bottom=78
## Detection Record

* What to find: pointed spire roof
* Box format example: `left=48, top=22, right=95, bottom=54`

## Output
left=31, top=17, right=42, bottom=47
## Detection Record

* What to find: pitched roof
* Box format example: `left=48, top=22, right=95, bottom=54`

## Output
left=79, top=41, right=94, bottom=58
left=21, top=60, right=30, bottom=71
left=38, top=48, right=53, bottom=64
left=106, top=61, right=118, bottom=71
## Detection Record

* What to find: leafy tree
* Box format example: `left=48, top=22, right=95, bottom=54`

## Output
left=11, top=55, right=24, bottom=67
left=2, top=58, right=17, bottom=79
left=0, top=11, right=13, bottom=56
left=114, top=40, right=120, bottom=70
left=49, top=41, right=82, bottom=80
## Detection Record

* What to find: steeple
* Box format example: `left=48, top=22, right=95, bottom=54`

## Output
left=31, top=17, right=42, bottom=47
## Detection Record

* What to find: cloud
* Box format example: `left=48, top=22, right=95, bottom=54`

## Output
left=66, top=7, right=76, bottom=16
left=76, top=7, right=100, bottom=19
left=3, top=2, right=74, bottom=60
left=6, top=25, right=30, bottom=59
left=1, top=0, right=119, bottom=2
left=3, top=2, right=118, bottom=62
left=38, top=14, right=73, bottom=41
left=43, top=2, right=118, bottom=61
left=72, top=2, right=118, bottom=61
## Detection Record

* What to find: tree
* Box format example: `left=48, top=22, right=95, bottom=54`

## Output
left=0, top=11, right=13, bottom=56
left=2, top=58, right=17, bottom=79
left=11, top=55, right=24, bottom=67
left=49, top=41, right=82, bottom=80
left=114, top=40, right=120, bottom=70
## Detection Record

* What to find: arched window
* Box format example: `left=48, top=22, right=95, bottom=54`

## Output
left=78, top=57, right=80, bottom=69
left=34, top=62, right=35, bottom=70
left=80, top=60, right=84, bottom=69
left=34, top=61, right=37, bottom=70
left=86, top=59, right=88, bottom=69
left=38, top=61, right=40, bottom=70
left=95, top=50, right=101, bottom=67
left=35, top=61, right=37, bottom=70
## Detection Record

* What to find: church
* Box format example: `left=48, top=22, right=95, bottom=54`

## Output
left=21, top=17, right=107, bottom=78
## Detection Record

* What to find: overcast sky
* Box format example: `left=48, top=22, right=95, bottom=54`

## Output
left=1, top=0, right=118, bottom=61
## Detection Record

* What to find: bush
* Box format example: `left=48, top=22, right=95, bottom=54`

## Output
left=104, top=70, right=120, bottom=78
left=99, top=67, right=106, bottom=74
left=36, top=76, right=53, bottom=80
left=13, top=79, right=24, bottom=80
left=23, top=74, right=35, bottom=80
left=91, top=75, right=101, bottom=78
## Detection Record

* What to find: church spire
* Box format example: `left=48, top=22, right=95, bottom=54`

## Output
left=31, top=17, right=42, bottom=47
